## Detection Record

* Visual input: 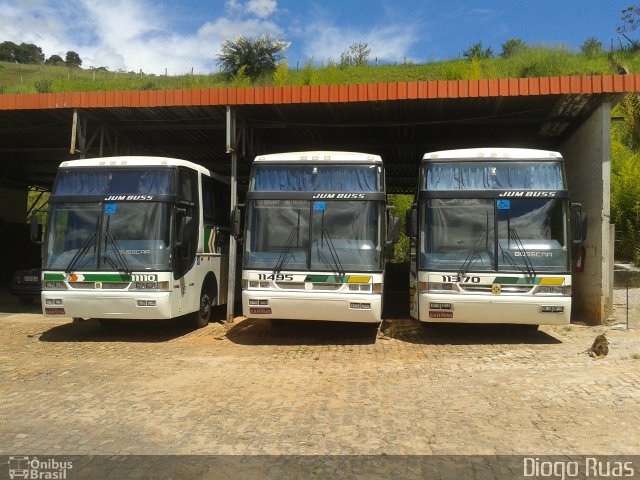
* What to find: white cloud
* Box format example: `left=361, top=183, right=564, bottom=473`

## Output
left=246, top=0, right=277, bottom=18
left=0, top=0, right=285, bottom=75
left=198, top=17, right=282, bottom=43
left=302, top=21, right=418, bottom=64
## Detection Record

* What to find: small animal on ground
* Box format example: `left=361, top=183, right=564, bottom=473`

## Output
left=581, top=334, right=610, bottom=360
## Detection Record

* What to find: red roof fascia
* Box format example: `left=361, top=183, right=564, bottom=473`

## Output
left=0, top=74, right=638, bottom=110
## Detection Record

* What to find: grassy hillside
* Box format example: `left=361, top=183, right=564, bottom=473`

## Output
left=2, top=46, right=640, bottom=94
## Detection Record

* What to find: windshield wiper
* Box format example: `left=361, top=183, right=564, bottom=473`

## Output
left=274, top=226, right=299, bottom=274
left=319, top=210, right=345, bottom=279
left=459, top=212, right=491, bottom=277
left=65, top=217, right=99, bottom=273
left=321, top=227, right=345, bottom=279
left=458, top=229, right=488, bottom=277
left=507, top=226, right=536, bottom=277
left=103, top=216, right=131, bottom=274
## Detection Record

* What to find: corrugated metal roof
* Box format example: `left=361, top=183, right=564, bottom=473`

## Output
left=0, top=74, right=634, bottom=192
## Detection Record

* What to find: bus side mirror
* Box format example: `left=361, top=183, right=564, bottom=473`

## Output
left=406, top=205, right=417, bottom=239
left=571, top=203, right=587, bottom=245
left=175, top=209, right=194, bottom=248
left=386, top=216, right=400, bottom=245
left=30, top=215, right=43, bottom=244
left=231, top=205, right=243, bottom=240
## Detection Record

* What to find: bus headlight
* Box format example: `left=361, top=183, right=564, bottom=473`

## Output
left=535, top=285, right=571, bottom=296
left=131, top=281, right=170, bottom=291
left=43, top=281, right=66, bottom=290
left=427, top=282, right=455, bottom=293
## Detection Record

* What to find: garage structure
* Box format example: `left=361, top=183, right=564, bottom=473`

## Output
left=1, top=73, right=639, bottom=324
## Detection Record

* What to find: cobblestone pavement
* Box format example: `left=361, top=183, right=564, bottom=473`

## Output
left=1, top=295, right=639, bottom=457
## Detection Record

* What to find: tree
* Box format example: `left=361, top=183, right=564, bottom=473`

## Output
left=65, top=51, right=82, bottom=68
left=0, top=41, right=17, bottom=61
left=462, top=42, right=493, bottom=60
left=339, top=42, right=371, bottom=67
left=13, top=43, right=44, bottom=64
left=617, top=6, right=640, bottom=49
left=45, top=54, right=64, bottom=66
left=272, top=59, right=290, bottom=86
left=217, top=35, right=290, bottom=79
left=581, top=37, right=603, bottom=57
left=500, top=38, right=526, bottom=58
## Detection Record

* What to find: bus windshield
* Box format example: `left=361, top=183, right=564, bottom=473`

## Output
left=53, top=169, right=174, bottom=196
left=420, top=198, right=568, bottom=273
left=244, top=200, right=382, bottom=272
left=44, top=202, right=172, bottom=271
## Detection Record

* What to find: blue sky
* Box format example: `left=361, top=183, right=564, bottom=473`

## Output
left=0, top=0, right=634, bottom=75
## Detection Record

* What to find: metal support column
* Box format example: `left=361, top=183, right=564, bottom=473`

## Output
left=226, top=106, right=238, bottom=323
left=70, top=109, right=87, bottom=158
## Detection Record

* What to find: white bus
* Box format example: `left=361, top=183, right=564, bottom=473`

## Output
left=407, top=148, right=586, bottom=327
left=237, top=151, right=398, bottom=324
left=34, top=156, right=230, bottom=328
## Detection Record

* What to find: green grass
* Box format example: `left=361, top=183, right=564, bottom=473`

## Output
left=2, top=46, right=640, bottom=94
left=631, top=353, right=640, bottom=360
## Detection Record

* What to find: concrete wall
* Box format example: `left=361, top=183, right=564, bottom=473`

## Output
left=0, top=187, right=26, bottom=223
left=561, top=103, right=612, bottom=325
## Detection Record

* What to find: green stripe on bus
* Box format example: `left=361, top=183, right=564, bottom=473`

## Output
left=81, top=274, right=132, bottom=282
left=43, top=273, right=65, bottom=280
left=304, top=275, right=350, bottom=283
left=493, top=276, right=539, bottom=285
left=204, top=228, right=213, bottom=254
left=305, top=275, right=329, bottom=282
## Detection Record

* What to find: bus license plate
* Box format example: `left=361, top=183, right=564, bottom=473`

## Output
left=429, top=311, right=453, bottom=319
left=250, top=307, right=272, bottom=314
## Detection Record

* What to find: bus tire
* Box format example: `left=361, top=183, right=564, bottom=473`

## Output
left=193, top=281, right=215, bottom=328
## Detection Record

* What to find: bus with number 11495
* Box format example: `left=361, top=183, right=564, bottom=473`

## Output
left=236, top=151, right=399, bottom=324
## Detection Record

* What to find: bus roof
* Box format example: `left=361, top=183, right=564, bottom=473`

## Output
left=254, top=151, right=382, bottom=163
left=422, top=148, right=563, bottom=162
left=58, top=156, right=229, bottom=183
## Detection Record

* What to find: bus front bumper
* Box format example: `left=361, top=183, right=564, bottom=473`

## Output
left=418, top=293, right=571, bottom=325
left=242, top=290, right=382, bottom=323
left=41, top=291, right=174, bottom=320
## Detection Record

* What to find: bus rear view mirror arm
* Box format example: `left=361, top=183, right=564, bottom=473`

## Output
left=570, top=203, right=587, bottom=245
left=406, top=205, right=417, bottom=239
left=30, top=212, right=44, bottom=244
left=386, top=216, right=401, bottom=245
left=231, top=204, right=244, bottom=240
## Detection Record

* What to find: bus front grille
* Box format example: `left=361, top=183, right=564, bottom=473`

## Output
left=275, top=282, right=306, bottom=290
left=460, top=284, right=534, bottom=294
left=312, top=283, right=342, bottom=290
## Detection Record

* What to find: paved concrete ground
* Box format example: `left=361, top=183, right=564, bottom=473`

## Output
left=0, top=290, right=639, bottom=459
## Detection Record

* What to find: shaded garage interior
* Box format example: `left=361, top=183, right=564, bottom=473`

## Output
left=1, top=75, right=637, bottom=323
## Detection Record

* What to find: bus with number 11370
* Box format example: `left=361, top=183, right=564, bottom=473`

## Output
left=407, top=148, right=587, bottom=327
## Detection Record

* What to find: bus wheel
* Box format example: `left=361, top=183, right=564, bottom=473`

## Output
left=193, top=283, right=214, bottom=328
